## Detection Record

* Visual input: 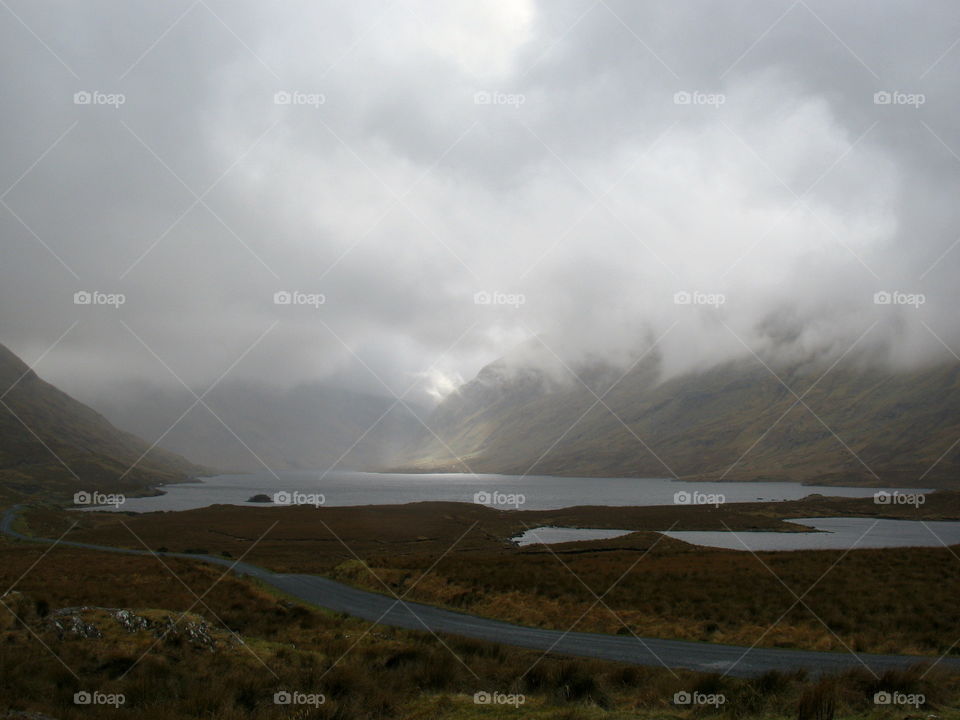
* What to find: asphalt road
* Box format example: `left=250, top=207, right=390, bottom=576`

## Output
left=3, top=504, right=957, bottom=677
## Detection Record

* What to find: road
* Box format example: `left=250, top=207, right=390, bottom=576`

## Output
left=3, top=504, right=957, bottom=677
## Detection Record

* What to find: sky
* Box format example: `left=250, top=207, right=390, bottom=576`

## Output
left=1, top=0, right=959, bottom=406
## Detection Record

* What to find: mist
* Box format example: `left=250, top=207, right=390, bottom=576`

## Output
left=2, top=0, right=959, bottom=414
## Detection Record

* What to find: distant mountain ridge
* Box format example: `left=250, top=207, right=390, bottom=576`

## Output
left=0, top=343, right=203, bottom=500
left=88, top=379, right=425, bottom=473
left=400, top=350, right=960, bottom=488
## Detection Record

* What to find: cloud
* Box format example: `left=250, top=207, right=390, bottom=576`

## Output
left=1, top=0, right=958, bottom=409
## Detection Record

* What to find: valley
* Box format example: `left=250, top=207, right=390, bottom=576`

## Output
left=4, top=1, right=960, bottom=715
left=2, top=342, right=959, bottom=718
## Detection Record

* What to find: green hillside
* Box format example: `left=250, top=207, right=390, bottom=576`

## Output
left=0, top=343, right=205, bottom=502
left=402, top=353, right=960, bottom=488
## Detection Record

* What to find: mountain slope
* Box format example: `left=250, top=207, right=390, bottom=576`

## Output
left=401, top=352, right=960, bottom=487
left=0, top=343, right=204, bottom=500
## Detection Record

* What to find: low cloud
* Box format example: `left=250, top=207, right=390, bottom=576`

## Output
left=1, top=0, right=958, bottom=408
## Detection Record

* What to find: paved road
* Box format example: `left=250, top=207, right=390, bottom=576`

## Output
left=3, top=505, right=957, bottom=677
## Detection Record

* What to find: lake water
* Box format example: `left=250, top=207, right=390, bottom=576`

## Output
left=98, top=470, right=928, bottom=513
left=513, top=518, right=960, bottom=550
left=513, top=526, right=635, bottom=546
left=664, top=517, right=960, bottom=551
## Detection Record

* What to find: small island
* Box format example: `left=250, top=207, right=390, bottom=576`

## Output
left=246, top=494, right=272, bottom=503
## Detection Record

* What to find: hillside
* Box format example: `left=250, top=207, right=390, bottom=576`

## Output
left=400, top=351, right=960, bottom=488
left=0, top=343, right=204, bottom=501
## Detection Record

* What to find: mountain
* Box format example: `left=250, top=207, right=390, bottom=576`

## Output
left=0, top=343, right=204, bottom=501
left=400, top=349, right=960, bottom=488
left=87, top=380, right=425, bottom=473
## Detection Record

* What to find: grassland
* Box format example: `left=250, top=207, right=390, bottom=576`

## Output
left=22, top=492, right=960, bottom=658
left=3, top=527, right=960, bottom=719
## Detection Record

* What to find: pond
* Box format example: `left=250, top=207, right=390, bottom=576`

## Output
left=663, top=517, right=960, bottom=551
left=511, top=526, right=636, bottom=546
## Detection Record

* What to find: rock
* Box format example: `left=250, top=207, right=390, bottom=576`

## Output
left=156, top=615, right=219, bottom=651
left=49, top=613, right=102, bottom=639
left=247, top=494, right=272, bottom=503
left=111, top=608, right=152, bottom=633
left=31, top=605, right=235, bottom=653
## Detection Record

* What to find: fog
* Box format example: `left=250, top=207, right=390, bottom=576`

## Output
left=2, top=0, right=959, bottom=410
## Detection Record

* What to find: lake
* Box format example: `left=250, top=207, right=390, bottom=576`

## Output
left=664, top=517, right=960, bottom=551
left=513, top=518, right=960, bottom=550
left=96, top=470, right=928, bottom=513
left=512, top=526, right=635, bottom=546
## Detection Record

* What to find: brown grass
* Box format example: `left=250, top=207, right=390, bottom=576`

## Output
left=2, top=531, right=960, bottom=718
left=27, top=495, right=960, bottom=657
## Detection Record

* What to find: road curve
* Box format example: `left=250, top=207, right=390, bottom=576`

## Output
left=3, top=505, right=957, bottom=678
